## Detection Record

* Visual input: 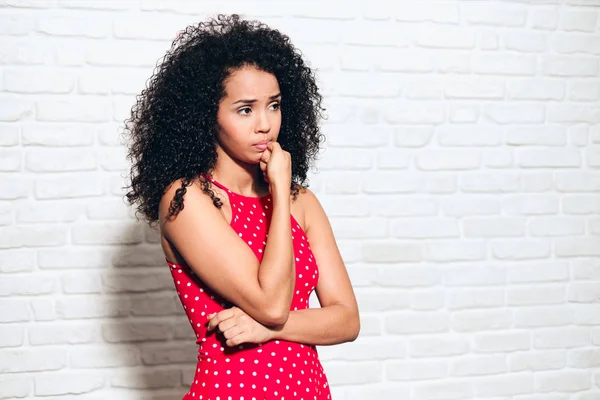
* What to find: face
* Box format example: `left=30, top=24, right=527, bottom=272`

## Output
left=216, top=65, right=282, bottom=164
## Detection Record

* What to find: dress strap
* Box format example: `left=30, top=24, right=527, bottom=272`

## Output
left=200, top=173, right=232, bottom=194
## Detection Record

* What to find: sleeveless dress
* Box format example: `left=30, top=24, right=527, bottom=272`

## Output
left=166, top=174, right=332, bottom=400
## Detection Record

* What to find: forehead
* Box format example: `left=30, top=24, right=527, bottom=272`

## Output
left=223, top=66, right=280, bottom=99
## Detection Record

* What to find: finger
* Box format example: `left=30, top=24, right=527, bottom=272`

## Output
left=217, top=317, right=237, bottom=333
left=207, top=309, right=234, bottom=331
left=226, top=332, right=246, bottom=347
left=222, top=325, right=243, bottom=340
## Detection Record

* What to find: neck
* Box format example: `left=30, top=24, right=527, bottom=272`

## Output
left=210, top=146, right=268, bottom=197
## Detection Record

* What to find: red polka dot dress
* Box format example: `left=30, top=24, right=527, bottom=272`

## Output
left=166, top=174, right=332, bottom=400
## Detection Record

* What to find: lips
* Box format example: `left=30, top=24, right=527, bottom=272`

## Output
left=253, top=140, right=271, bottom=151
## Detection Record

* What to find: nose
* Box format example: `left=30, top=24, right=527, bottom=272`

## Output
left=255, top=109, right=270, bottom=134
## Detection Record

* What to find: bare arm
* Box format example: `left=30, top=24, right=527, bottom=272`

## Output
left=160, top=179, right=294, bottom=326
left=270, top=188, right=360, bottom=344
left=209, top=188, right=360, bottom=345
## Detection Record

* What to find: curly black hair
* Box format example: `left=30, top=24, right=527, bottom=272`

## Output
left=123, top=14, right=325, bottom=225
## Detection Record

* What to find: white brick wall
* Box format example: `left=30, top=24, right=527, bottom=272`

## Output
left=1, top=0, right=599, bottom=398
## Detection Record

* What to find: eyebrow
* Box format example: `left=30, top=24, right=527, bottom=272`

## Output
left=232, top=93, right=281, bottom=105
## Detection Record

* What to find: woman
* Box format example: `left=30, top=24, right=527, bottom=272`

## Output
left=124, top=14, right=359, bottom=400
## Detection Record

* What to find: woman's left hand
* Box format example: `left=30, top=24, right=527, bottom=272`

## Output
left=207, top=306, right=275, bottom=347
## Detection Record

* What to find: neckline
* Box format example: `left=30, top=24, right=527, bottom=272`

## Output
left=202, top=173, right=271, bottom=200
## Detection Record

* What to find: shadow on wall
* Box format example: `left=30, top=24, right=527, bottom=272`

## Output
left=106, top=221, right=196, bottom=399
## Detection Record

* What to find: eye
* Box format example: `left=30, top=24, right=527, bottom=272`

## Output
left=238, top=107, right=252, bottom=116
left=269, top=102, right=281, bottom=111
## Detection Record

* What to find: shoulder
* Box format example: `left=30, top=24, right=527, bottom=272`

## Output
left=159, top=177, right=216, bottom=227
left=293, top=185, right=328, bottom=233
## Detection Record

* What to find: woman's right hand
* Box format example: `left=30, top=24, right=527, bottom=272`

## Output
left=259, top=142, right=291, bottom=194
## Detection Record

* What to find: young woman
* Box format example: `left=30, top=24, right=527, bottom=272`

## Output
left=124, top=14, right=359, bottom=400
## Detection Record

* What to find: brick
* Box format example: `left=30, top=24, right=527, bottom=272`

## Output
left=555, top=238, right=600, bottom=257
left=508, top=285, right=566, bottom=306
left=29, top=322, right=97, bottom=345
left=506, top=125, right=566, bottom=146
left=531, top=9, right=559, bottom=30
left=4, top=70, right=75, bottom=94
left=464, top=217, right=525, bottom=238
left=85, top=41, right=169, bottom=67
left=426, top=241, right=487, bottom=262
left=529, top=217, right=584, bottom=237
left=110, top=368, right=180, bottom=389
left=38, top=248, right=113, bottom=269
left=473, top=54, right=536, bottom=76
left=474, top=331, right=531, bottom=353
left=508, top=262, right=569, bottom=283
left=474, top=373, right=534, bottom=397
left=451, top=355, right=507, bottom=376
left=463, top=6, right=527, bottom=27
left=0, top=148, right=21, bottom=171
left=394, top=127, right=434, bottom=147
left=413, top=380, right=473, bottom=400
left=102, top=270, right=173, bottom=293
left=362, top=242, right=423, bottom=263
left=0, top=375, right=30, bottom=398
left=410, top=336, right=469, bottom=357
left=414, top=27, right=475, bottom=49
left=387, top=359, right=449, bottom=381
left=552, top=34, right=600, bottom=55
left=375, top=265, right=440, bottom=287
left=22, top=124, right=96, bottom=146
left=25, top=148, right=96, bottom=172
left=391, top=218, right=459, bottom=238
left=324, top=362, right=382, bottom=385
left=568, top=282, right=600, bottom=303
left=484, top=104, right=545, bottom=124
left=0, top=274, right=56, bottom=296
left=438, top=126, right=502, bottom=146
left=56, top=296, right=130, bottom=319
left=561, top=11, right=598, bottom=32
left=492, top=240, right=551, bottom=260
left=542, top=56, right=598, bottom=77
left=0, top=249, right=36, bottom=276
left=356, top=290, right=410, bottom=312
left=555, top=172, right=600, bottom=192
left=384, top=103, right=446, bottom=125
left=534, top=327, right=590, bottom=349
left=378, top=51, right=434, bottom=72
left=451, top=309, right=512, bottom=332
left=447, top=288, right=505, bottom=310
left=339, top=336, right=407, bottom=361
left=34, top=372, right=104, bottom=396
left=536, top=370, right=591, bottom=392
left=329, top=217, right=387, bottom=239
left=504, top=32, right=547, bottom=53
left=385, top=312, right=449, bottom=334
left=69, top=345, right=139, bottom=368
left=443, top=264, right=505, bottom=286
left=16, top=201, right=84, bottom=223
left=140, top=343, right=197, bottom=365
left=102, top=321, right=174, bottom=342
left=0, top=97, right=33, bottom=121
left=508, top=79, right=564, bottom=100
left=373, top=197, right=438, bottom=217
left=0, top=348, right=65, bottom=372
left=514, top=306, right=573, bottom=328
left=548, top=105, right=600, bottom=124
left=416, top=151, right=481, bottom=171
left=0, top=326, right=24, bottom=347
left=36, top=99, right=110, bottom=122
left=445, top=78, right=504, bottom=99
left=573, top=259, right=600, bottom=280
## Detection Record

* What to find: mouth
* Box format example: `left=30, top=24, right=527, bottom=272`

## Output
left=253, top=140, right=271, bottom=151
